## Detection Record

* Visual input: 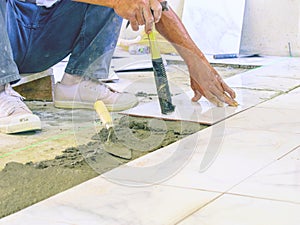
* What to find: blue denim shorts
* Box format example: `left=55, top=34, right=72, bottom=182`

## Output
left=3, top=0, right=122, bottom=82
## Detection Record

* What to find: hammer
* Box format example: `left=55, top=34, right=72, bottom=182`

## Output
left=126, top=1, right=175, bottom=114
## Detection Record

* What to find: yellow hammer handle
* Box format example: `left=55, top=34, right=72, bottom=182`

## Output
left=94, top=100, right=113, bottom=129
left=148, top=30, right=161, bottom=60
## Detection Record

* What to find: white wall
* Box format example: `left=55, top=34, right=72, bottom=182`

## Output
left=240, top=0, right=300, bottom=56
left=120, top=0, right=300, bottom=56
left=175, top=0, right=300, bottom=56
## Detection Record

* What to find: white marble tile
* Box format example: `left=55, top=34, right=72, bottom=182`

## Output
left=179, top=194, right=300, bottom=225
left=255, top=89, right=300, bottom=110
left=240, top=59, right=300, bottom=80
left=229, top=147, right=300, bottom=203
left=104, top=124, right=300, bottom=192
left=291, top=87, right=300, bottom=94
left=225, top=106, right=300, bottom=134
left=182, top=0, right=246, bottom=55
left=225, top=72, right=300, bottom=92
left=0, top=176, right=219, bottom=225
left=121, top=88, right=278, bottom=125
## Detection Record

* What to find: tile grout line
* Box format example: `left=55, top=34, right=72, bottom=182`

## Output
left=276, top=144, right=300, bottom=160
left=175, top=151, right=300, bottom=224
left=174, top=192, right=226, bottom=225
left=224, top=192, right=300, bottom=205
left=222, top=144, right=300, bottom=199
left=175, top=144, right=300, bottom=224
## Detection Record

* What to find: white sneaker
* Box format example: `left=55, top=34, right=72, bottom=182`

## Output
left=54, top=79, right=138, bottom=111
left=0, top=84, right=41, bottom=134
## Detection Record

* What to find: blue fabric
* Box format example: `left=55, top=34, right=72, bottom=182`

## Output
left=1, top=0, right=122, bottom=84
left=0, top=0, right=21, bottom=85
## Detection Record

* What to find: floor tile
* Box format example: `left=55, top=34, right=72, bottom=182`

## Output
left=225, top=72, right=300, bottom=92
left=104, top=124, right=300, bottom=192
left=0, top=176, right=219, bottom=225
left=178, top=194, right=300, bottom=225
left=255, top=89, right=300, bottom=110
left=245, top=58, right=300, bottom=80
left=229, top=147, right=300, bottom=203
left=122, top=88, right=278, bottom=125
left=225, top=106, right=300, bottom=134
left=290, top=87, right=300, bottom=94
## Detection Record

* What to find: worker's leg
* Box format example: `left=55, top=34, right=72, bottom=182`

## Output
left=7, top=0, right=137, bottom=111
left=65, top=3, right=122, bottom=79
left=6, top=0, right=89, bottom=74
left=0, top=1, right=41, bottom=134
left=0, top=0, right=21, bottom=86
left=7, top=0, right=122, bottom=79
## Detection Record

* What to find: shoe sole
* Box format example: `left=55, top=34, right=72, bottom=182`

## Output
left=0, top=115, right=41, bottom=134
left=54, top=100, right=138, bottom=112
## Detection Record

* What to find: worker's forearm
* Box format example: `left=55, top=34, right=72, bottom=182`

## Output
left=73, top=0, right=114, bottom=8
left=155, top=8, right=208, bottom=66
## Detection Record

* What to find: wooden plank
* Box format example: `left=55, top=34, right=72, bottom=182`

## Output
left=13, top=69, right=54, bottom=101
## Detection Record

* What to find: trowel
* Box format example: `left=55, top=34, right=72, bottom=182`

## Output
left=94, top=101, right=132, bottom=159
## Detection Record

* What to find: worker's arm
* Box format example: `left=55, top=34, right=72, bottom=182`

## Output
left=74, top=0, right=161, bottom=33
left=155, top=7, right=237, bottom=107
left=74, top=0, right=237, bottom=106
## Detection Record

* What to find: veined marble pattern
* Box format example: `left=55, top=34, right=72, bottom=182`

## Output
left=179, top=194, right=300, bottom=225
left=225, top=72, right=300, bottom=92
left=255, top=88, right=300, bottom=110
left=182, top=0, right=246, bottom=54
left=239, top=58, right=300, bottom=80
left=225, top=106, right=300, bottom=134
left=230, top=147, right=300, bottom=203
left=0, top=176, right=219, bottom=225
left=104, top=124, right=300, bottom=192
left=121, top=88, right=278, bottom=125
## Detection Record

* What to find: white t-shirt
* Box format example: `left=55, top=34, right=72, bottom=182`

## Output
left=36, top=0, right=60, bottom=8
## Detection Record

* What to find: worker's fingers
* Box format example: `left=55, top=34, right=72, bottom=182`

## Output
left=208, top=78, right=238, bottom=106
left=142, top=6, right=155, bottom=34
left=190, top=77, right=203, bottom=102
left=130, top=19, right=139, bottom=31
left=221, top=80, right=236, bottom=99
left=210, top=85, right=238, bottom=107
left=150, top=0, right=162, bottom=23
left=212, top=73, right=238, bottom=106
left=204, top=91, right=224, bottom=107
left=192, top=90, right=202, bottom=102
left=136, top=9, right=145, bottom=25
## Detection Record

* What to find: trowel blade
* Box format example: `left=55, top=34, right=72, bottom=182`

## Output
left=103, top=142, right=132, bottom=160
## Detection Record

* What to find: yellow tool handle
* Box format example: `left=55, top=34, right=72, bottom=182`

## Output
left=148, top=30, right=161, bottom=60
left=94, top=100, right=114, bottom=129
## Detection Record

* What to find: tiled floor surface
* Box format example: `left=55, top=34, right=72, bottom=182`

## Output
left=1, top=57, right=299, bottom=224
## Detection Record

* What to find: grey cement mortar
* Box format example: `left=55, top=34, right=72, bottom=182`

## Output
left=0, top=117, right=206, bottom=218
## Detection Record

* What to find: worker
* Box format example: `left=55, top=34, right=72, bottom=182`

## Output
left=0, top=0, right=238, bottom=134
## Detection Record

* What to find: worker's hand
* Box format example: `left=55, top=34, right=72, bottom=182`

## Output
left=189, top=60, right=238, bottom=107
left=113, top=0, right=162, bottom=33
